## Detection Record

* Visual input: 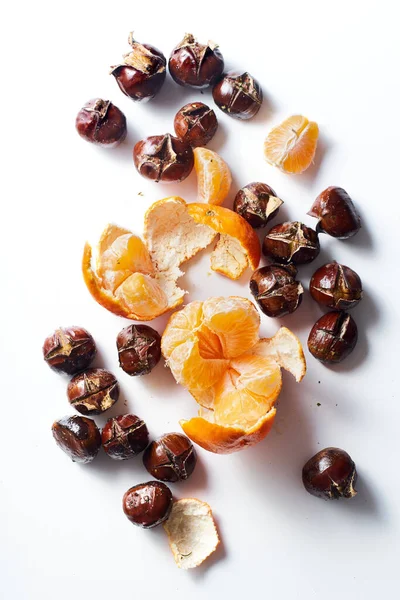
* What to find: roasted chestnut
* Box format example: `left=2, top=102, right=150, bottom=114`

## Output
left=233, top=182, right=283, bottom=229
left=75, top=99, right=127, bottom=147
left=133, top=134, right=194, bottom=183
left=169, top=33, right=224, bottom=88
left=302, top=447, right=357, bottom=500
left=123, top=481, right=173, bottom=528
left=110, top=33, right=166, bottom=102
left=308, top=311, right=358, bottom=363
left=143, top=433, right=197, bottom=482
left=212, top=72, right=262, bottom=120
left=174, top=102, right=218, bottom=147
left=309, top=262, right=363, bottom=310
left=43, top=326, right=96, bottom=375
left=262, top=221, right=320, bottom=265
left=67, top=368, right=119, bottom=415
left=308, top=186, right=361, bottom=239
left=250, top=265, right=303, bottom=318
left=117, top=324, right=161, bottom=376
left=52, top=416, right=101, bottom=463
left=102, top=414, right=149, bottom=460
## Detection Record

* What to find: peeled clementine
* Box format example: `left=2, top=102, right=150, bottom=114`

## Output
left=193, top=147, right=232, bottom=205
left=162, top=297, right=306, bottom=453
left=264, top=115, right=319, bottom=174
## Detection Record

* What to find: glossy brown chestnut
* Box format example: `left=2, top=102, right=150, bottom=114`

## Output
left=110, top=33, right=166, bottom=102
left=75, top=99, right=127, bottom=147
left=309, top=262, right=363, bottom=310
left=102, top=414, right=149, bottom=460
left=302, top=447, right=357, bottom=500
left=143, top=433, right=197, bottom=482
left=308, top=311, right=358, bottom=364
left=212, top=72, right=262, bottom=120
left=233, top=182, right=283, bottom=229
left=308, top=186, right=361, bottom=239
left=169, top=33, right=224, bottom=88
left=263, top=221, right=320, bottom=265
left=133, top=134, right=194, bottom=183
left=117, top=324, right=161, bottom=376
left=174, top=102, right=218, bottom=147
left=250, top=265, right=303, bottom=318
left=43, top=326, right=96, bottom=375
left=67, top=368, right=119, bottom=415
left=123, top=481, right=173, bottom=528
left=52, top=416, right=101, bottom=464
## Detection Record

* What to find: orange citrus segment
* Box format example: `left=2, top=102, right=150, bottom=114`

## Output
left=161, top=301, right=203, bottom=358
left=114, top=272, right=168, bottom=319
left=180, top=408, right=277, bottom=454
left=193, top=147, right=232, bottom=205
left=264, top=115, right=319, bottom=174
left=168, top=339, right=229, bottom=391
left=202, top=296, right=259, bottom=358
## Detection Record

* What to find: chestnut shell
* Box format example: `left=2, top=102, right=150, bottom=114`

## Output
left=75, top=99, right=127, bottom=147
left=133, top=134, right=194, bottom=183
left=302, top=447, right=357, bottom=500
left=309, top=262, right=362, bottom=310
left=308, top=311, right=358, bottom=363
left=123, top=481, right=173, bottom=528
left=169, top=33, right=224, bottom=88
left=213, top=71, right=262, bottom=120
left=308, top=186, right=361, bottom=239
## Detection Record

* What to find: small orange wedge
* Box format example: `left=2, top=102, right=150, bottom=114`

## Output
left=264, top=115, right=319, bottom=174
left=193, top=147, right=232, bottom=205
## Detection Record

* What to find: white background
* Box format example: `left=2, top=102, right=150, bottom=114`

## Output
left=1, top=1, right=399, bottom=598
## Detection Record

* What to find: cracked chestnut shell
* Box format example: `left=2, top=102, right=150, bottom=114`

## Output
left=75, top=99, right=127, bottom=147
left=133, top=134, right=194, bottom=183
left=263, top=221, right=320, bottom=265
left=43, top=326, right=96, bottom=375
left=52, top=416, right=101, bottom=464
left=233, top=182, right=283, bottom=229
left=102, top=414, right=149, bottom=460
left=110, top=33, right=166, bottom=102
left=117, top=324, right=161, bottom=376
left=212, top=71, right=262, bottom=120
left=302, top=447, right=357, bottom=500
left=123, top=481, right=173, bottom=528
left=309, top=262, right=363, bottom=310
left=174, top=102, right=218, bottom=147
left=67, top=368, right=119, bottom=415
left=308, top=311, right=358, bottom=363
left=143, top=433, right=197, bottom=482
left=169, top=33, right=224, bottom=88
left=308, top=186, right=361, bottom=239
left=250, top=265, right=303, bottom=318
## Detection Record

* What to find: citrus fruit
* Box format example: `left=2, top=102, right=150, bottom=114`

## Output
left=263, top=115, right=319, bottom=174
left=193, top=147, right=232, bottom=205
left=162, top=297, right=306, bottom=453
left=163, top=498, right=220, bottom=569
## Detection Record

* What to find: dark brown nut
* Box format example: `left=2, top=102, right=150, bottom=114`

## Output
left=102, top=414, right=149, bottom=460
left=263, top=221, right=320, bottom=265
left=233, top=182, right=283, bottom=229
left=250, top=265, right=303, bottom=318
left=308, top=186, right=361, bottom=239
left=123, top=481, right=173, bottom=528
left=110, top=33, right=166, bottom=102
left=133, top=134, right=194, bottom=183
left=75, top=99, right=127, bottom=147
left=43, top=326, right=96, bottom=375
left=117, top=324, right=161, bottom=376
left=143, top=433, right=197, bottom=482
left=174, top=102, right=218, bottom=147
left=212, top=71, right=262, bottom=120
left=308, top=311, right=358, bottom=364
left=168, top=33, right=224, bottom=88
left=67, top=368, right=119, bottom=415
left=52, top=416, right=101, bottom=463
left=309, top=262, right=363, bottom=310
left=302, top=447, right=357, bottom=500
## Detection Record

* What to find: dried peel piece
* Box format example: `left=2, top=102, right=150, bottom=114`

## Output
left=163, top=499, right=220, bottom=569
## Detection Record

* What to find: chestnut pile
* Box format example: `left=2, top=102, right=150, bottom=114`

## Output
left=43, top=325, right=197, bottom=528
left=76, top=32, right=263, bottom=183
left=242, top=184, right=362, bottom=365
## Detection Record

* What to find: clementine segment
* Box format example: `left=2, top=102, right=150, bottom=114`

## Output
left=264, top=115, right=319, bottom=174
left=194, top=147, right=232, bottom=205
